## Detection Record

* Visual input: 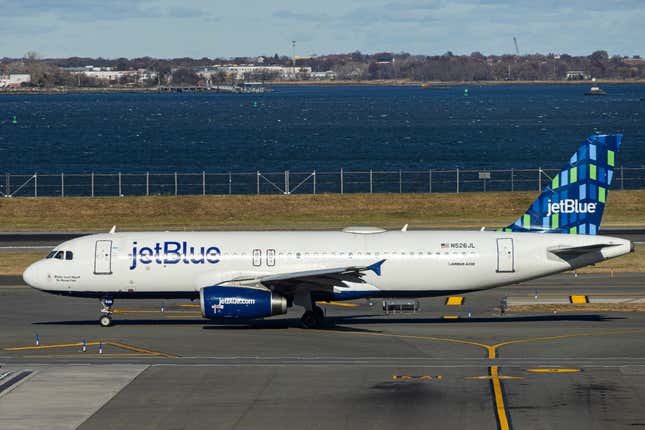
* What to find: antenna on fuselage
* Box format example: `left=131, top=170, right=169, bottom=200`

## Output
left=401, top=224, right=408, bottom=232
left=109, top=225, right=116, bottom=234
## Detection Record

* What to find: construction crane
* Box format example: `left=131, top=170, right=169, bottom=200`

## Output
left=513, top=37, right=520, bottom=56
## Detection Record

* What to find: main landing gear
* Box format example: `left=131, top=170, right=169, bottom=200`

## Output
left=99, top=297, right=114, bottom=327
left=301, top=305, right=324, bottom=329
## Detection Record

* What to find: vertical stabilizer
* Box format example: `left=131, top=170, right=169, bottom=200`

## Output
left=502, top=134, right=621, bottom=235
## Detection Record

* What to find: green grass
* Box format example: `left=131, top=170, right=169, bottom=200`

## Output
left=1, top=190, right=644, bottom=231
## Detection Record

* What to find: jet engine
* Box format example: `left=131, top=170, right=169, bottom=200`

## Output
left=200, top=286, right=287, bottom=319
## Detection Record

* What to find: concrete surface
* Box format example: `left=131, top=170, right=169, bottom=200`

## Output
left=1, top=272, right=645, bottom=429
left=0, top=365, right=146, bottom=430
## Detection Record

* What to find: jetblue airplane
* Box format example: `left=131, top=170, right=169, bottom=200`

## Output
left=23, top=134, right=632, bottom=328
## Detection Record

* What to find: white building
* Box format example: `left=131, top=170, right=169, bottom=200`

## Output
left=0, top=74, right=31, bottom=88
left=202, top=64, right=313, bottom=80
left=63, top=66, right=157, bottom=83
left=310, top=71, right=336, bottom=80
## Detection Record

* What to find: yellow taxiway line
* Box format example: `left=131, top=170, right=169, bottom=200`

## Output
left=5, top=342, right=100, bottom=351
left=314, top=327, right=645, bottom=360
left=4, top=341, right=176, bottom=358
left=526, top=368, right=581, bottom=373
left=319, top=301, right=360, bottom=307
left=490, top=366, right=511, bottom=430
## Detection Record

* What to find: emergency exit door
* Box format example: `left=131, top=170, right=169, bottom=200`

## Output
left=94, top=240, right=113, bottom=275
left=496, top=238, right=515, bottom=273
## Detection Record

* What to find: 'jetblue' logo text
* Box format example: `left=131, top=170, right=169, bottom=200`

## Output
left=212, top=297, right=255, bottom=314
left=129, top=241, right=221, bottom=270
left=547, top=199, right=597, bottom=217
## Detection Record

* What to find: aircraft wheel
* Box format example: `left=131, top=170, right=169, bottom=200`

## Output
left=300, top=311, right=322, bottom=329
left=99, top=315, right=113, bottom=327
left=313, top=306, right=324, bottom=321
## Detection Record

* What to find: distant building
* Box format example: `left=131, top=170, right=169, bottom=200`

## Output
left=565, top=70, right=590, bottom=80
left=62, top=66, right=157, bottom=83
left=375, top=55, right=395, bottom=64
left=624, top=58, right=645, bottom=66
left=310, top=71, right=336, bottom=80
left=0, top=74, right=31, bottom=88
left=203, top=64, right=313, bottom=80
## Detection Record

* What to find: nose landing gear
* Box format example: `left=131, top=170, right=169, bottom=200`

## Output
left=99, top=297, right=114, bottom=327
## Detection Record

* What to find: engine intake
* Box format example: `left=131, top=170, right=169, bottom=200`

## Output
left=200, top=286, right=287, bottom=319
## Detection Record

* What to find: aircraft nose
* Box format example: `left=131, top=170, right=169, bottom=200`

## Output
left=23, top=261, right=43, bottom=289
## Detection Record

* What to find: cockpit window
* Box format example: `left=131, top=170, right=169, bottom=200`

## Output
left=46, top=250, right=73, bottom=260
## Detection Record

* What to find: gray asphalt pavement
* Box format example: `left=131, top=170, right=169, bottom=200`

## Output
left=1, top=272, right=645, bottom=429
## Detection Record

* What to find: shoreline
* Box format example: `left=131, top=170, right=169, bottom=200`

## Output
left=0, top=79, right=643, bottom=95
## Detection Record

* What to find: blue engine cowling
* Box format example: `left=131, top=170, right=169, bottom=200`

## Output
left=200, top=286, right=287, bottom=319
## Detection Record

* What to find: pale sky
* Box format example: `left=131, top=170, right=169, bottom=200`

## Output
left=0, top=0, right=643, bottom=58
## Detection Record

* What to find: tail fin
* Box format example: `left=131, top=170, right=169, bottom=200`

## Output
left=502, top=134, right=621, bottom=235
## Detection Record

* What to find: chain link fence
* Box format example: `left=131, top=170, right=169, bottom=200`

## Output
left=1, top=167, right=644, bottom=198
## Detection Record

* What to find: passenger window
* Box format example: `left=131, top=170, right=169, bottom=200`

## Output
left=65, top=251, right=73, bottom=260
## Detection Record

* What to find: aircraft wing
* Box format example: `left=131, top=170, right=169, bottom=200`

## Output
left=222, top=259, right=386, bottom=296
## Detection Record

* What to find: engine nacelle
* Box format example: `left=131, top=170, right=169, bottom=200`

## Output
left=200, top=286, right=287, bottom=319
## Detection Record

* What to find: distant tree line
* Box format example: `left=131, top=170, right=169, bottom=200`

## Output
left=1, top=50, right=643, bottom=88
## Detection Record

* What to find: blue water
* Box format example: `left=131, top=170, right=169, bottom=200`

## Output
left=0, top=84, right=643, bottom=173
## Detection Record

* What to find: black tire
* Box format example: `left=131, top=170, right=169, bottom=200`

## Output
left=313, top=306, right=324, bottom=320
left=300, top=311, right=319, bottom=329
left=99, top=315, right=112, bottom=327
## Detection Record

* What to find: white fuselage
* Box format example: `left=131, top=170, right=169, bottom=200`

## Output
left=23, top=230, right=632, bottom=300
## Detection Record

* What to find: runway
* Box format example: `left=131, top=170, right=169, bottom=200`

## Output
left=1, top=272, right=645, bottom=429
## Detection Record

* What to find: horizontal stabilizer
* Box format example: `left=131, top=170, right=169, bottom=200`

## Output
left=548, top=243, right=619, bottom=258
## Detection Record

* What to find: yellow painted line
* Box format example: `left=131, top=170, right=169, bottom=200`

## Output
left=319, top=301, right=360, bottom=308
left=488, top=329, right=645, bottom=359
left=112, top=309, right=198, bottom=314
left=467, top=375, right=523, bottom=380
left=526, top=368, right=581, bottom=373
left=5, top=342, right=100, bottom=351
left=163, top=315, right=203, bottom=319
left=310, top=329, right=493, bottom=357
left=312, top=328, right=645, bottom=361
left=23, top=353, right=150, bottom=358
left=490, top=366, right=511, bottom=430
left=570, top=295, right=588, bottom=304
left=5, top=341, right=176, bottom=358
left=179, top=304, right=201, bottom=308
left=392, top=375, right=442, bottom=380
left=442, top=315, right=459, bottom=320
left=446, top=296, right=464, bottom=306
left=107, top=341, right=177, bottom=358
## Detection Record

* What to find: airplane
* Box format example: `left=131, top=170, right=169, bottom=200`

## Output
left=22, top=134, right=633, bottom=328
